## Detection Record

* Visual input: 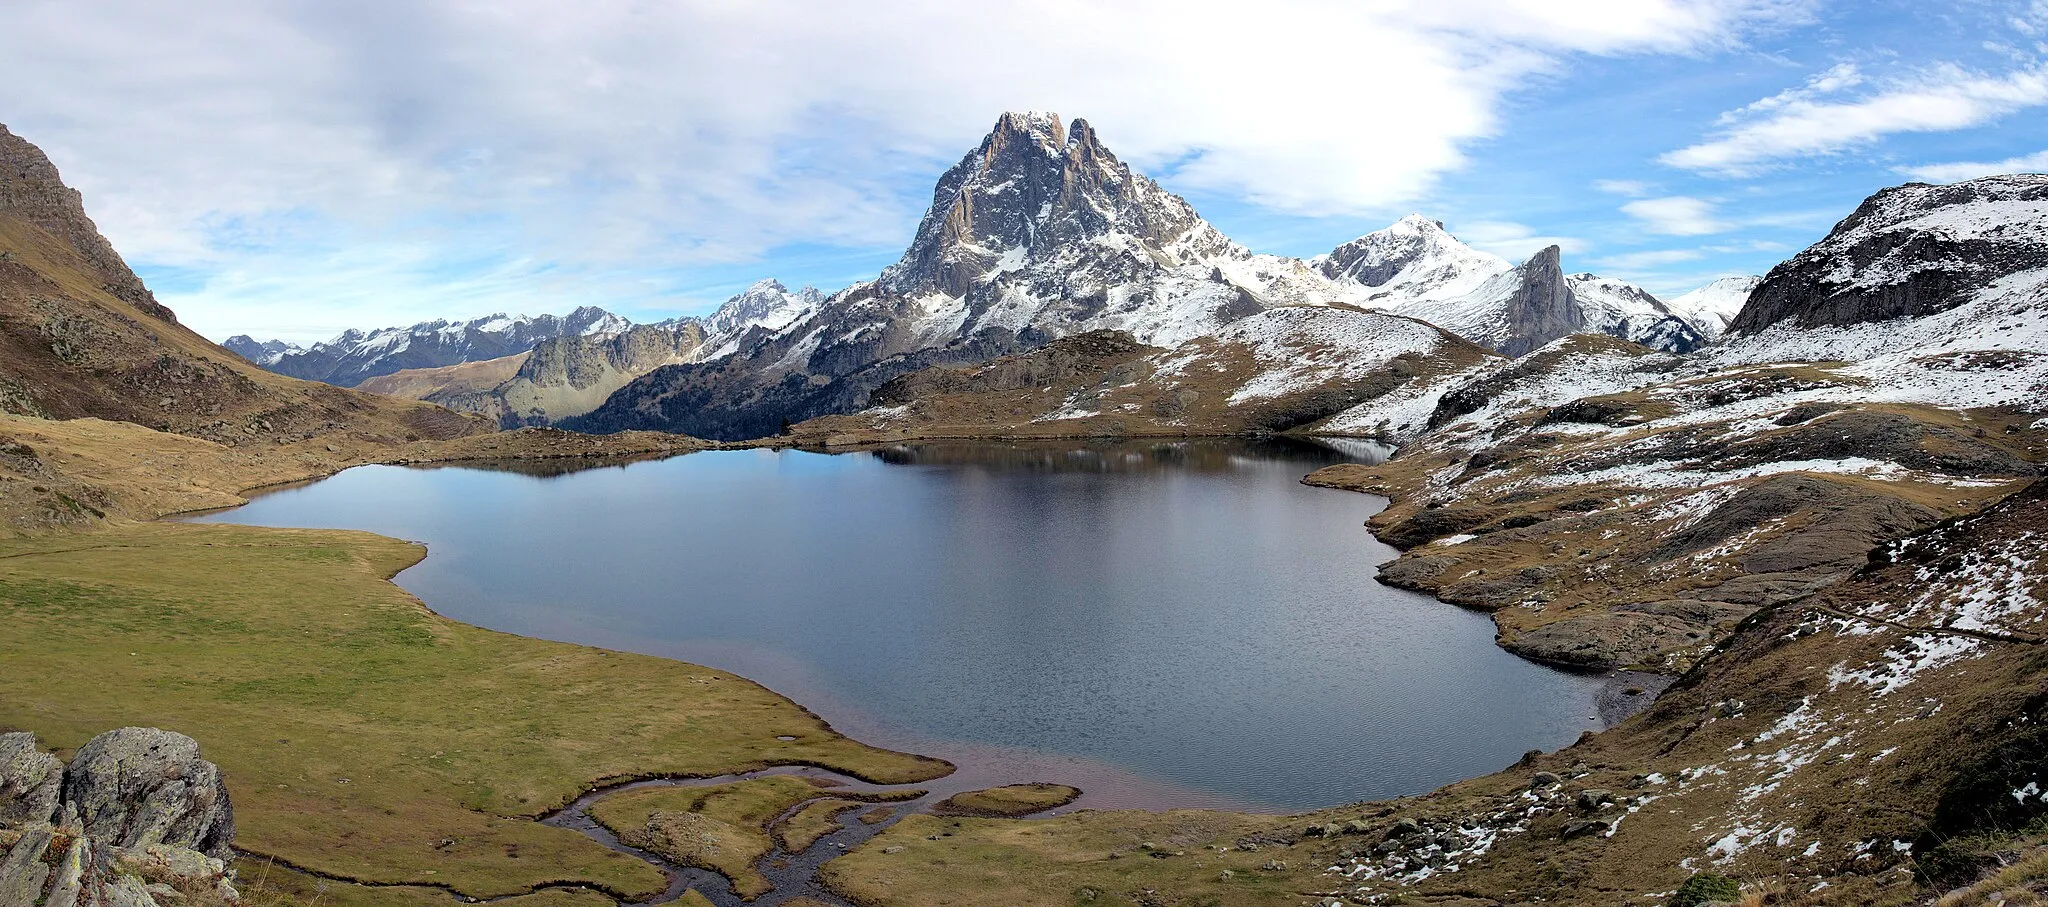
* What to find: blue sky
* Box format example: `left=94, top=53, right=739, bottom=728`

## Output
left=3, top=0, right=2046, bottom=343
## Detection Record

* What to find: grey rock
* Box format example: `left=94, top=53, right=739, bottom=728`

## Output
left=1490, top=246, right=1587, bottom=358
left=1577, top=789, right=1613, bottom=811
left=0, top=827, right=54, bottom=907
left=0, top=732, right=61, bottom=825
left=62, top=728, right=234, bottom=860
left=1531, top=771, right=1561, bottom=788
left=1386, top=817, right=1422, bottom=838
left=41, top=837, right=87, bottom=907
left=103, top=873, right=161, bottom=907
left=257, top=306, right=631, bottom=388
left=1560, top=819, right=1608, bottom=840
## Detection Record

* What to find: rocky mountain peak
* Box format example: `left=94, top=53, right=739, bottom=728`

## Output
left=1732, top=173, right=2048, bottom=335
left=877, top=111, right=1236, bottom=297
left=0, top=124, right=175, bottom=322
left=701, top=278, right=822, bottom=342
left=1319, top=213, right=1502, bottom=287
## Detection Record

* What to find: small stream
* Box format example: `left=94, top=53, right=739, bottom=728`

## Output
left=539, top=767, right=961, bottom=907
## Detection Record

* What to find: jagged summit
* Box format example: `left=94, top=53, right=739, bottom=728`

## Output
left=691, top=278, right=823, bottom=358
left=877, top=111, right=1237, bottom=300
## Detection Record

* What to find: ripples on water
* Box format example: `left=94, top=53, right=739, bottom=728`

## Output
left=192, top=438, right=1606, bottom=810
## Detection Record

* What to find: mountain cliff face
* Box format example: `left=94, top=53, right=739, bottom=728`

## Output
left=1317, top=214, right=1512, bottom=305
left=573, top=112, right=1350, bottom=440
left=254, top=307, right=631, bottom=388
left=1731, top=174, right=2048, bottom=335
left=0, top=123, right=482, bottom=446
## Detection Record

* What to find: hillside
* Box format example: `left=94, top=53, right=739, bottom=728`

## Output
left=789, top=307, right=1494, bottom=443
left=0, top=125, right=488, bottom=454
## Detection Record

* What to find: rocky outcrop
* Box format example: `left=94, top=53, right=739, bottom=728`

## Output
left=63, top=728, right=234, bottom=860
left=416, top=322, right=710, bottom=427
left=1490, top=246, right=1587, bottom=358
left=0, top=735, right=60, bottom=826
left=0, top=728, right=236, bottom=907
left=1731, top=174, right=2048, bottom=334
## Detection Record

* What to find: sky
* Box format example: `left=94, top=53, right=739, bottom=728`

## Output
left=3, top=0, right=2046, bottom=344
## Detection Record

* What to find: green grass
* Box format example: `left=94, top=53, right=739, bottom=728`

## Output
left=587, top=776, right=845, bottom=900
left=0, top=522, right=948, bottom=900
left=823, top=809, right=1303, bottom=907
left=775, top=799, right=874, bottom=854
left=931, top=783, right=1081, bottom=818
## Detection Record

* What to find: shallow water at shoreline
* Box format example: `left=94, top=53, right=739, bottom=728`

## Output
left=191, top=437, right=1610, bottom=811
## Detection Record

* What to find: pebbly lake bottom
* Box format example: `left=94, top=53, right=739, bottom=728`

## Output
left=190, top=437, right=1626, bottom=813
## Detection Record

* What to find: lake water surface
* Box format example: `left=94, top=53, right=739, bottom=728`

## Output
left=192, top=439, right=1607, bottom=811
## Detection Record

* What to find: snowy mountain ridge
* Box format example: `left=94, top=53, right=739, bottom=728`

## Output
left=246, top=306, right=630, bottom=387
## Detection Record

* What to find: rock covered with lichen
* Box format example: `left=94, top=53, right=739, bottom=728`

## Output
left=0, top=729, right=237, bottom=907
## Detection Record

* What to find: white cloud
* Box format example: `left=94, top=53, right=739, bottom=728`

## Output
left=0, top=0, right=1802, bottom=335
left=1451, top=220, right=1587, bottom=260
left=1594, top=179, right=1655, bottom=196
left=1665, top=62, right=2048, bottom=174
left=1900, top=149, right=2048, bottom=182
left=1620, top=196, right=1732, bottom=235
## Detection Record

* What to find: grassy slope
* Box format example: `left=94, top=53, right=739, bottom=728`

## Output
left=0, top=521, right=947, bottom=900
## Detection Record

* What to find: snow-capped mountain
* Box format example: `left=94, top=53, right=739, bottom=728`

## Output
left=222, top=335, right=302, bottom=366
left=250, top=306, right=631, bottom=387
left=867, top=110, right=1353, bottom=347
left=682, top=278, right=825, bottom=361
left=1731, top=174, right=2048, bottom=335
left=572, top=112, right=1365, bottom=440
left=1315, top=216, right=1702, bottom=355
left=1666, top=276, right=1760, bottom=339
left=1565, top=272, right=1708, bottom=353
left=1316, top=214, right=1511, bottom=307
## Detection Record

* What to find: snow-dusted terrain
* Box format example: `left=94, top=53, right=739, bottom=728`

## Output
left=244, top=306, right=630, bottom=387
left=1667, top=276, right=1760, bottom=339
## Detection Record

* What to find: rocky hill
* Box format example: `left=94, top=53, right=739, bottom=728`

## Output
left=1, top=728, right=238, bottom=907
left=0, top=124, right=486, bottom=458
left=1731, top=175, right=2048, bottom=334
